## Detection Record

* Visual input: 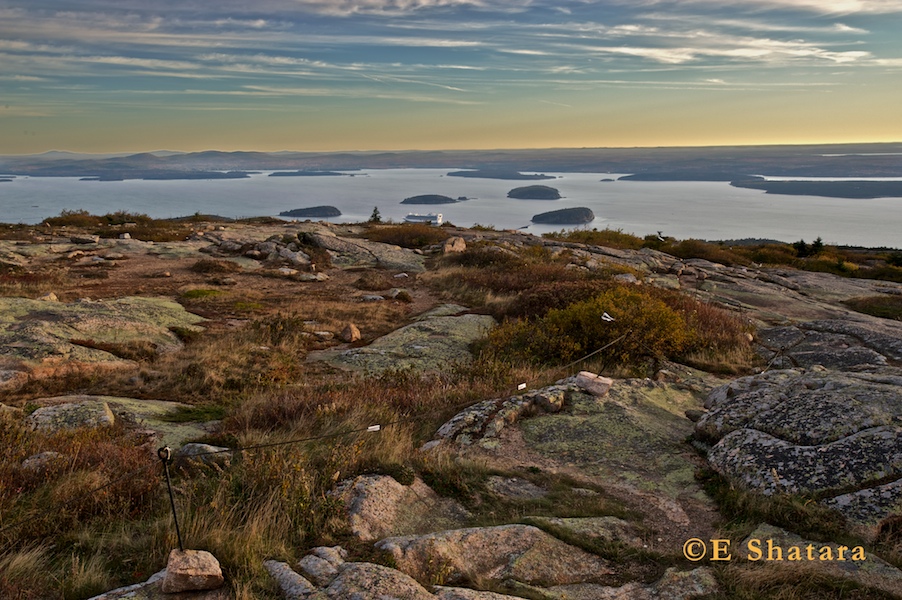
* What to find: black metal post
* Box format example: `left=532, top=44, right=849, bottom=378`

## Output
left=158, top=447, right=184, bottom=552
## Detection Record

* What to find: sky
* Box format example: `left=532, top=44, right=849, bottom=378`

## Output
left=1, top=0, right=902, bottom=154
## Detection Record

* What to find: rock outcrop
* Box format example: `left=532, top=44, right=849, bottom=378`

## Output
left=0, top=296, right=205, bottom=388
left=697, top=368, right=902, bottom=525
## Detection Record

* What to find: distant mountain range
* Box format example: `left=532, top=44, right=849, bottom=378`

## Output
left=2, top=144, right=902, bottom=187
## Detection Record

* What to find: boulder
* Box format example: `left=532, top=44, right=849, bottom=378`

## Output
left=161, top=549, right=224, bottom=593
left=340, top=323, right=361, bottom=343
left=297, top=554, right=339, bottom=586
left=442, top=237, right=466, bottom=253
left=376, top=524, right=613, bottom=586
left=334, top=475, right=470, bottom=542
left=323, top=562, right=434, bottom=600
left=486, top=476, right=547, bottom=500
left=524, top=516, right=644, bottom=548
left=22, top=451, right=66, bottom=472
left=575, top=371, right=613, bottom=397
left=175, top=443, right=232, bottom=469
left=307, top=231, right=426, bottom=272
left=26, top=401, right=115, bottom=432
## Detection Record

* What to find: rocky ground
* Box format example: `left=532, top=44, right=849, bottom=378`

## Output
left=1, top=220, right=901, bottom=599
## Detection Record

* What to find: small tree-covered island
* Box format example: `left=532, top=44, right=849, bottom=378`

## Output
left=507, top=185, right=562, bottom=200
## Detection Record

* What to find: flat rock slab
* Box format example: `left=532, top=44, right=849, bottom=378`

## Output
left=324, top=562, right=435, bottom=600
left=376, top=524, right=613, bottom=586
left=697, top=369, right=902, bottom=524
left=524, top=516, right=644, bottom=548
left=758, top=319, right=902, bottom=369
left=0, top=296, right=205, bottom=387
left=311, top=313, right=495, bottom=374
left=27, top=400, right=115, bottom=432
left=520, top=379, right=705, bottom=499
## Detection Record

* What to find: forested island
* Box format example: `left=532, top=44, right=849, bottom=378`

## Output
left=401, top=194, right=465, bottom=205
left=730, top=178, right=902, bottom=199
left=269, top=171, right=349, bottom=177
left=508, top=185, right=561, bottom=200
left=447, top=170, right=555, bottom=180
left=531, top=207, right=595, bottom=224
left=279, top=206, right=342, bottom=218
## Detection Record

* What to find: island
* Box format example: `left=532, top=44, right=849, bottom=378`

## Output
left=0, top=178, right=13, bottom=182
left=507, top=185, right=562, bottom=200
left=447, top=170, right=555, bottom=180
left=730, top=178, right=902, bottom=199
left=279, top=206, right=342, bottom=218
left=401, top=194, right=463, bottom=205
left=531, top=207, right=595, bottom=225
left=269, top=171, right=349, bottom=177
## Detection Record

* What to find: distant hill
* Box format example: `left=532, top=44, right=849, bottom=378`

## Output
left=508, top=185, right=561, bottom=200
left=269, top=171, right=349, bottom=177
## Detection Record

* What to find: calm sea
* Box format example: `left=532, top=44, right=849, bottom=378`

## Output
left=1, top=169, right=900, bottom=248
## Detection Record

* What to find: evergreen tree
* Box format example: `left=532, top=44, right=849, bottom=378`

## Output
left=369, top=206, right=382, bottom=223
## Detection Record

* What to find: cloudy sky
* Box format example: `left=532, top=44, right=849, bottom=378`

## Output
left=1, top=0, right=901, bottom=153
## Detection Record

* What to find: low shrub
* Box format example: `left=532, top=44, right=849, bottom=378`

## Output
left=479, top=284, right=691, bottom=368
left=190, top=259, right=242, bottom=274
left=843, top=295, right=902, bottom=321
left=543, top=227, right=644, bottom=250
left=362, top=223, right=448, bottom=249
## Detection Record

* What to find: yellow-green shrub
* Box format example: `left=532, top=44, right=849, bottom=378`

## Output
left=480, top=285, right=690, bottom=367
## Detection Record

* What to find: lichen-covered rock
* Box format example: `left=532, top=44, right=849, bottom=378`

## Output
left=434, top=588, right=520, bottom=600
left=175, top=443, right=232, bottom=469
left=26, top=401, right=115, bottom=432
left=21, top=451, right=66, bottom=472
left=698, top=369, right=902, bottom=525
left=334, top=475, right=470, bottom=542
left=376, top=524, right=613, bottom=586
left=312, top=313, right=494, bottom=374
left=486, top=476, right=547, bottom=500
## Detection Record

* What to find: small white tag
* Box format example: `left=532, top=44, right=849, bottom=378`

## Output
left=602, top=312, right=615, bottom=322
left=517, top=383, right=527, bottom=390
left=367, top=425, right=381, bottom=432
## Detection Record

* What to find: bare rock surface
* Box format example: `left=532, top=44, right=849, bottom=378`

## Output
left=524, top=516, right=644, bottom=548
left=376, top=524, right=613, bottom=586
left=697, top=368, right=902, bottom=524
left=335, top=475, right=471, bottom=542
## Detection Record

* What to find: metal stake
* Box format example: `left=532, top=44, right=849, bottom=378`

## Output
left=158, top=447, right=184, bottom=552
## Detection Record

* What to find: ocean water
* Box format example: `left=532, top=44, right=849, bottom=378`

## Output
left=1, top=169, right=900, bottom=248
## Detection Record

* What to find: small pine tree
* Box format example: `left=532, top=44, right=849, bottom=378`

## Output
left=793, top=239, right=809, bottom=258
left=369, top=206, right=382, bottom=223
left=810, top=237, right=824, bottom=256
